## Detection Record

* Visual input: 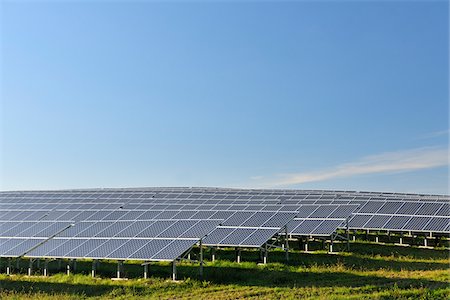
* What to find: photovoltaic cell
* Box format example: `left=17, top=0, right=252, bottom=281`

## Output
left=2, top=239, right=44, bottom=257
left=348, top=215, right=371, bottom=228
left=221, top=212, right=254, bottom=226
left=65, top=239, right=107, bottom=258
left=290, top=220, right=322, bottom=235
left=308, top=206, right=338, bottom=218
left=115, top=221, right=155, bottom=237
left=84, top=239, right=128, bottom=259
left=402, top=217, right=432, bottom=231
left=152, top=239, right=197, bottom=260
left=423, top=218, right=449, bottom=232
left=376, top=202, right=403, bottom=214
left=241, top=212, right=274, bottom=227
left=396, top=202, right=422, bottom=215
left=137, top=221, right=176, bottom=238
left=263, top=212, right=297, bottom=228
left=358, top=202, right=384, bottom=214
left=129, top=239, right=172, bottom=260
left=158, top=220, right=197, bottom=238
left=383, top=216, right=411, bottom=230
left=311, top=220, right=345, bottom=235
left=107, top=239, right=150, bottom=259
left=202, top=228, right=236, bottom=245
left=26, top=239, right=67, bottom=257
left=45, top=239, right=89, bottom=257
left=363, top=215, right=391, bottom=229
left=217, top=228, right=255, bottom=246
left=240, top=228, right=279, bottom=246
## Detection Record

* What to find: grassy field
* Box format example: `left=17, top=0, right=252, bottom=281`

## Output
left=0, top=241, right=448, bottom=299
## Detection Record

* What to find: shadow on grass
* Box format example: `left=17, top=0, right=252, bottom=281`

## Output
left=0, top=243, right=448, bottom=297
left=0, top=265, right=447, bottom=298
left=200, top=246, right=449, bottom=272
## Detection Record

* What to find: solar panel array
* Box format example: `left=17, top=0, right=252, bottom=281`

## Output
left=0, top=187, right=448, bottom=262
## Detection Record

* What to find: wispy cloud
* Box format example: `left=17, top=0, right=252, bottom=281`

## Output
left=417, top=129, right=449, bottom=140
left=254, top=146, right=449, bottom=187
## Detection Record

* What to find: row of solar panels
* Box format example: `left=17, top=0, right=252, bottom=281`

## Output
left=0, top=238, right=200, bottom=261
left=1, top=188, right=448, bottom=201
left=0, top=188, right=448, bottom=264
left=1, top=191, right=448, bottom=216
left=1, top=200, right=448, bottom=216
left=1, top=188, right=448, bottom=235
left=348, top=214, right=449, bottom=233
left=0, top=205, right=358, bottom=221
left=2, top=206, right=447, bottom=234
left=0, top=201, right=354, bottom=261
left=0, top=209, right=298, bottom=261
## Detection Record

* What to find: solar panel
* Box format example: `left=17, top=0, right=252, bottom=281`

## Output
left=396, top=202, right=422, bottom=215
left=348, top=214, right=371, bottom=228
left=42, top=239, right=88, bottom=258
left=0, top=239, right=45, bottom=257
left=217, top=228, right=256, bottom=246
left=402, top=217, right=432, bottom=231
left=84, top=239, right=128, bottom=259
left=107, top=239, right=151, bottom=259
left=311, top=220, right=345, bottom=235
left=290, top=220, right=322, bottom=235
left=363, top=215, right=391, bottom=229
left=202, top=228, right=236, bottom=245
left=240, top=229, right=280, bottom=246
left=0, top=187, right=447, bottom=263
left=423, top=217, right=449, bottom=232
left=383, top=216, right=411, bottom=230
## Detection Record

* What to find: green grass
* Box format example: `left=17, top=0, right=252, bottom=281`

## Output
left=0, top=242, right=449, bottom=299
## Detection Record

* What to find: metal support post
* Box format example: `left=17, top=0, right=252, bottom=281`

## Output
left=143, top=264, right=148, bottom=279
left=117, top=261, right=123, bottom=279
left=346, top=219, right=350, bottom=251
left=28, top=259, right=33, bottom=276
left=399, top=233, right=403, bottom=245
left=66, top=261, right=71, bottom=275
left=6, top=258, right=11, bottom=275
left=236, top=248, right=241, bottom=263
left=172, top=260, right=177, bottom=281
left=375, top=234, right=379, bottom=243
left=424, top=237, right=428, bottom=247
left=263, top=244, right=268, bottom=264
left=285, top=226, right=289, bottom=261
left=211, top=248, right=216, bottom=262
left=91, top=260, right=97, bottom=278
left=199, top=239, right=204, bottom=279
left=304, top=238, right=309, bottom=252
left=43, top=259, right=49, bottom=276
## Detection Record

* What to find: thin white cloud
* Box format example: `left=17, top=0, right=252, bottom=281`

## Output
left=417, top=129, right=449, bottom=140
left=255, top=146, right=449, bottom=187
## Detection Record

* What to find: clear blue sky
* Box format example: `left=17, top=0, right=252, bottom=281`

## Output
left=1, top=1, right=448, bottom=194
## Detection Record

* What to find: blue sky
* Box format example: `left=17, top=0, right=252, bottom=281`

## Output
left=0, top=1, right=448, bottom=194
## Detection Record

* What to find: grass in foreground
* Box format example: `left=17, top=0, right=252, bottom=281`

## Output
left=0, top=242, right=449, bottom=299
